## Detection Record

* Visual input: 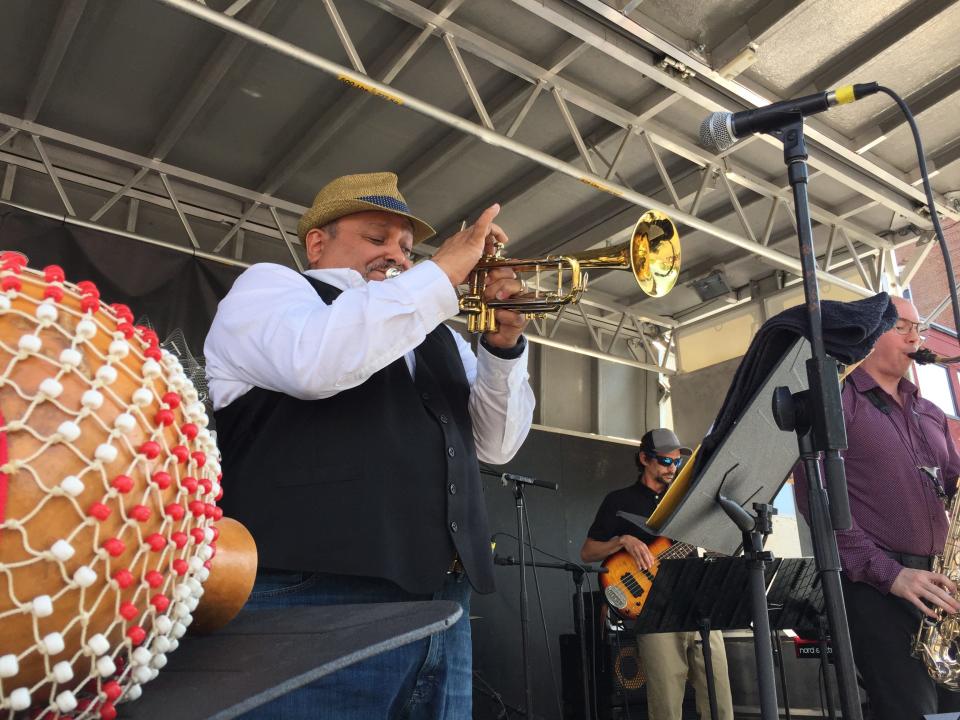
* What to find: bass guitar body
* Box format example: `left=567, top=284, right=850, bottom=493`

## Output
left=600, top=536, right=676, bottom=621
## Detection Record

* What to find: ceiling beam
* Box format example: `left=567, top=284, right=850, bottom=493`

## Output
left=853, top=64, right=960, bottom=153
left=675, top=231, right=920, bottom=328
left=543, top=0, right=958, bottom=222
left=152, top=0, right=278, bottom=160
left=150, top=0, right=884, bottom=300
left=24, top=0, right=87, bottom=122
left=929, top=135, right=960, bottom=174
left=256, top=0, right=466, bottom=197
left=0, top=111, right=306, bottom=214
left=803, top=0, right=959, bottom=93
left=361, top=0, right=893, bottom=253
left=427, top=83, right=675, bottom=243
left=401, top=78, right=535, bottom=192
left=400, top=34, right=597, bottom=192
left=709, top=0, right=808, bottom=75
left=89, top=0, right=277, bottom=223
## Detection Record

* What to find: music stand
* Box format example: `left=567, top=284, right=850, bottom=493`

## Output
left=766, top=557, right=825, bottom=639
left=118, top=601, right=462, bottom=720
left=634, top=337, right=812, bottom=555
left=632, top=556, right=779, bottom=720
left=765, top=557, right=836, bottom=720
left=614, top=338, right=813, bottom=720
left=632, top=556, right=822, bottom=720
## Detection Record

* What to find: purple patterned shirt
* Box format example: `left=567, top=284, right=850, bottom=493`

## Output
left=793, top=367, right=960, bottom=593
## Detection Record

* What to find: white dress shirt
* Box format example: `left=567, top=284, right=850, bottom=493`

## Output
left=204, top=260, right=535, bottom=464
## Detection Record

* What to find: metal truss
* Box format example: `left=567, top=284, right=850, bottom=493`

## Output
left=360, top=0, right=918, bottom=246
left=0, top=119, right=674, bottom=371
left=563, top=0, right=960, bottom=223
left=2, top=0, right=945, bottom=373
left=0, top=115, right=308, bottom=269
left=156, top=0, right=899, bottom=305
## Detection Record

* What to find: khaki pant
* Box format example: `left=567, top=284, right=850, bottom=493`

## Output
left=635, top=630, right=733, bottom=720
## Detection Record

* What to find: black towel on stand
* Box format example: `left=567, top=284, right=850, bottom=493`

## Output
left=693, top=292, right=897, bottom=476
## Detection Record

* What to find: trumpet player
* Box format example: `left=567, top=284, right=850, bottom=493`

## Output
left=794, top=296, right=960, bottom=720
left=204, top=171, right=534, bottom=719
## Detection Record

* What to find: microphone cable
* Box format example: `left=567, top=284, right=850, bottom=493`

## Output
left=522, top=511, right=566, bottom=720
left=491, top=531, right=604, bottom=719
left=876, top=85, right=960, bottom=335
left=495, top=525, right=565, bottom=720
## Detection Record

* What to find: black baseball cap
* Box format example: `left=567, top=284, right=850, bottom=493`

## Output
left=639, top=428, right=692, bottom=456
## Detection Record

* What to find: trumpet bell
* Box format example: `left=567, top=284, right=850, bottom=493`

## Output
left=630, top=210, right=680, bottom=297
left=459, top=207, right=681, bottom=333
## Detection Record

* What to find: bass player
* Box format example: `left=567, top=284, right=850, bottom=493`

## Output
left=580, top=428, right=734, bottom=720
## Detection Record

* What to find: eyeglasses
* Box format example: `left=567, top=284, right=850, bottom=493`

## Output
left=648, top=454, right=683, bottom=468
left=893, top=319, right=925, bottom=336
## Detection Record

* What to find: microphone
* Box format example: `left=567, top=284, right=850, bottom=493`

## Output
left=499, top=472, right=559, bottom=492
left=699, top=82, right=879, bottom=153
left=478, top=465, right=559, bottom=491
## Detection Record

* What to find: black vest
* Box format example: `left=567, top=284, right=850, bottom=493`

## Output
left=214, top=276, right=495, bottom=594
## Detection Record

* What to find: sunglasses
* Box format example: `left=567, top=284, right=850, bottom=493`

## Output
left=646, top=453, right=683, bottom=468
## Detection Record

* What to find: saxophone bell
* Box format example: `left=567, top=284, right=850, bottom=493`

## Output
left=914, top=492, right=960, bottom=689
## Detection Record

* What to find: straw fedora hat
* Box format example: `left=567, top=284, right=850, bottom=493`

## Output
left=297, top=172, right=436, bottom=245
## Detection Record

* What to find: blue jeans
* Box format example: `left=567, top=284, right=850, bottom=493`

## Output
left=236, top=570, right=472, bottom=720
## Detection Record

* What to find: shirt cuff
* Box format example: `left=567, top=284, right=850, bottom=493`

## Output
left=392, top=260, right=460, bottom=325
left=870, top=553, right=906, bottom=594
left=480, top=334, right=527, bottom=360
left=842, top=547, right=903, bottom=594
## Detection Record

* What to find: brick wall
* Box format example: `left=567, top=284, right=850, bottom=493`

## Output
left=900, top=220, right=960, bottom=332
left=901, top=219, right=960, bottom=439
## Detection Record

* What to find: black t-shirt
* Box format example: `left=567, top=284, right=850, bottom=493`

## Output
left=586, top=481, right=661, bottom=545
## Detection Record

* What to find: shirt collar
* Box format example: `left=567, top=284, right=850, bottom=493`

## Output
left=304, top=267, right=366, bottom=291
left=848, top=365, right=918, bottom=398
left=635, top=480, right=661, bottom=503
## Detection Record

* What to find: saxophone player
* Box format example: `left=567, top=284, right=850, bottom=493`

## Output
left=794, top=296, right=960, bottom=720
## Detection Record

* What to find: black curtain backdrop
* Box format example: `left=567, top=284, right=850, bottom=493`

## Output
left=0, top=204, right=642, bottom=719
left=0, top=205, right=242, bottom=359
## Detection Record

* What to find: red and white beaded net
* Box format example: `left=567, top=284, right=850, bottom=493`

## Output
left=0, top=253, right=222, bottom=719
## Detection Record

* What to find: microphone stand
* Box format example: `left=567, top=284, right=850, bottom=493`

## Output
left=716, top=494, right=779, bottom=720
left=769, top=116, right=863, bottom=720
left=494, top=554, right=607, bottom=720
left=481, top=468, right=558, bottom=720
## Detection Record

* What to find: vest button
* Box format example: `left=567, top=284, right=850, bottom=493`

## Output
left=439, top=414, right=449, bottom=424
left=450, top=521, right=459, bottom=533
left=447, top=446, right=456, bottom=457
left=421, top=392, right=430, bottom=401
left=449, top=483, right=457, bottom=495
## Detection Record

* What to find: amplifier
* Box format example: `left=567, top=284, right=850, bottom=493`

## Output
left=560, top=632, right=698, bottom=720
left=560, top=633, right=647, bottom=720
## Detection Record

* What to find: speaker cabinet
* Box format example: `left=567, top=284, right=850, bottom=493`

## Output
left=561, top=633, right=647, bottom=720
left=561, top=631, right=699, bottom=720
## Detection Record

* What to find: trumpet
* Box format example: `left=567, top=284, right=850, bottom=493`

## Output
left=459, top=209, right=681, bottom=333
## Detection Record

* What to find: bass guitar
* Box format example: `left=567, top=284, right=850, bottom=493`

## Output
left=600, top=537, right=696, bottom=620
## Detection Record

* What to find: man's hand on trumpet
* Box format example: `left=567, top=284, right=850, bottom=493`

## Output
left=432, top=204, right=507, bottom=287
left=432, top=203, right=528, bottom=348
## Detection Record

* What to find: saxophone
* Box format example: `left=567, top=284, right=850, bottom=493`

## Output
left=912, top=488, right=960, bottom=689
left=909, top=346, right=960, bottom=686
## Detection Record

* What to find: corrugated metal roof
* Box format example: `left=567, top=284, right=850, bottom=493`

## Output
left=0, top=0, right=956, bottom=364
